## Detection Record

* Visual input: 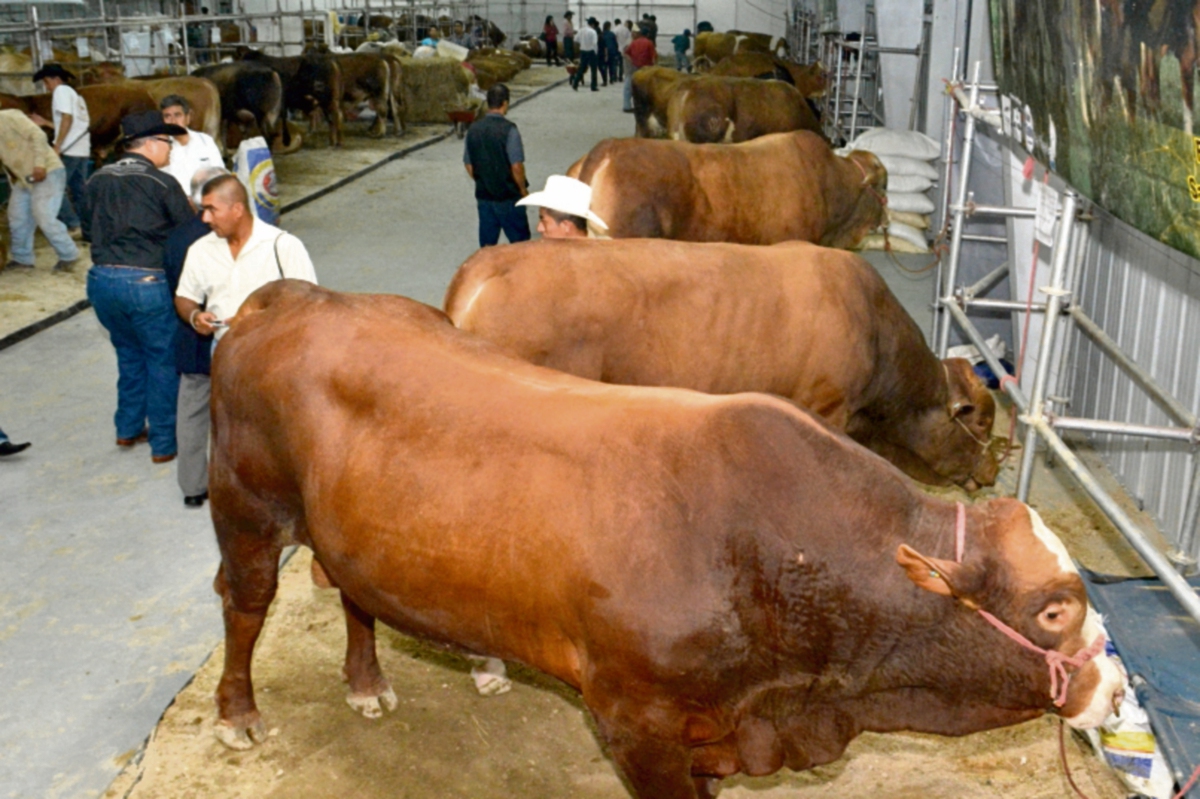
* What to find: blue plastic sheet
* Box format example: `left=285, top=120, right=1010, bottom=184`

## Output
left=1083, top=570, right=1200, bottom=798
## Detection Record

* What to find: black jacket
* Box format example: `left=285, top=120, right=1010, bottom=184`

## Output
left=86, top=152, right=194, bottom=269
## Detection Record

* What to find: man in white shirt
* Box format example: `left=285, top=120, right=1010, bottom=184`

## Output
left=175, top=173, right=316, bottom=339
left=612, top=18, right=631, bottom=81
left=570, top=17, right=601, bottom=91
left=32, top=64, right=90, bottom=241
left=161, top=94, right=224, bottom=197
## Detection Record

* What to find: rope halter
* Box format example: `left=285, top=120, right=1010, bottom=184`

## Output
left=950, top=502, right=1106, bottom=708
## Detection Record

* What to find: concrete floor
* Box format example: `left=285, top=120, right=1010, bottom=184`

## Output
left=0, top=75, right=632, bottom=799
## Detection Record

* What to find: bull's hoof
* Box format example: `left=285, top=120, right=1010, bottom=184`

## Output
left=347, top=686, right=398, bottom=718
left=470, top=657, right=512, bottom=697
left=214, top=715, right=268, bottom=750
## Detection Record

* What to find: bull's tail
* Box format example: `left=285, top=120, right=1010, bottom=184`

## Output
left=386, top=59, right=405, bottom=135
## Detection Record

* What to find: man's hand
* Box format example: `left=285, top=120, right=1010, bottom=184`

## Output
left=29, top=112, right=49, bottom=127
left=30, top=167, right=46, bottom=183
left=191, top=310, right=221, bottom=336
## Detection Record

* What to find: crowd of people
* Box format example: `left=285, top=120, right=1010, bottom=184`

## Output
left=1, top=47, right=624, bottom=505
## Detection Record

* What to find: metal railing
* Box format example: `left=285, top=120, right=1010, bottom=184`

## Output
left=937, top=65, right=1200, bottom=627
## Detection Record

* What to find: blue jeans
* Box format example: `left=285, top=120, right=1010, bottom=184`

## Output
left=57, top=155, right=91, bottom=238
left=7, top=168, right=79, bottom=265
left=624, top=65, right=638, bottom=112
left=572, top=51, right=600, bottom=90
left=87, top=266, right=180, bottom=458
left=477, top=199, right=531, bottom=247
left=675, top=52, right=691, bottom=72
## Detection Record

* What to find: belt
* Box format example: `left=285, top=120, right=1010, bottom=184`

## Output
left=94, top=263, right=164, bottom=272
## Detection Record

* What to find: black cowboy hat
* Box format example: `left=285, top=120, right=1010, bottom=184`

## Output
left=563, top=10, right=573, bottom=17
left=31, top=63, right=75, bottom=83
left=118, top=111, right=187, bottom=145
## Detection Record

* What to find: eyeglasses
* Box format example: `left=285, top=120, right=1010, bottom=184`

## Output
left=151, top=136, right=173, bottom=144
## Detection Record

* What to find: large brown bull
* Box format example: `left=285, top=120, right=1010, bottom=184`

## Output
left=631, top=65, right=694, bottom=137
left=209, top=279, right=1123, bottom=799
left=694, top=30, right=787, bottom=63
left=444, top=239, right=999, bottom=489
left=567, top=130, right=886, bottom=246
left=706, top=52, right=827, bottom=98
left=192, top=61, right=289, bottom=150
left=331, top=51, right=399, bottom=137
left=666, top=74, right=823, bottom=143
left=237, top=47, right=345, bottom=147
left=1, top=83, right=158, bottom=157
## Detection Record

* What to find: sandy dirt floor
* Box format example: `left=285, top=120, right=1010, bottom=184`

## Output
left=102, top=400, right=1153, bottom=799
left=0, top=65, right=565, bottom=343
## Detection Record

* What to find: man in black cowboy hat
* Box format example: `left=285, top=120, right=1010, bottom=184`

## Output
left=30, top=63, right=91, bottom=241
left=85, top=111, right=195, bottom=465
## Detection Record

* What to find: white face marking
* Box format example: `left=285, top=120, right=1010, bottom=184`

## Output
left=1027, top=507, right=1076, bottom=575
left=1026, top=508, right=1128, bottom=728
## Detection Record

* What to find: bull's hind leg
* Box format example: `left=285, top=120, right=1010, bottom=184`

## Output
left=211, top=511, right=283, bottom=750
left=340, top=592, right=398, bottom=718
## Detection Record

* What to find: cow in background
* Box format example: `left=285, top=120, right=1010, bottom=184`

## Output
left=567, top=130, right=885, bottom=247
left=192, top=61, right=289, bottom=151
left=208, top=279, right=1123, bottom=799
left=666, top=75, right=823, bottom=143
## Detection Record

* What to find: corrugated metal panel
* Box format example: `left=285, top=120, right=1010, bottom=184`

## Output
left=1068, top=207, right=1200, bottom=559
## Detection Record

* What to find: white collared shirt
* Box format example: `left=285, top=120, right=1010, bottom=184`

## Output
left=51, top=84, right=90, bottom=158
left=177, top=216, right=318, bottom=338
left=165, top=130, right=224, bottom=195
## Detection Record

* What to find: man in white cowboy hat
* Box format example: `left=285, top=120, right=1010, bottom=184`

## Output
left=517, top=175, right=608, bottom=239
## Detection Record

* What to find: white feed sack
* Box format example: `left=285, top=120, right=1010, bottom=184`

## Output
left=843, top=128, right=942, bottom=246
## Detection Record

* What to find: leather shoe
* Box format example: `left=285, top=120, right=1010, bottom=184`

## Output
left=116, top=430, right=148, bottom=447
left=184, top=491, right=208, bottom=508
left=152, top=452, right=177, bottom=464
left=0, top=440, right=31, bottom=456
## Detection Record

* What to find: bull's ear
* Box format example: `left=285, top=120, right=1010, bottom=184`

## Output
left=896, top=544, right=959, bottom=597
left=942, top=358, right=983, bottom=418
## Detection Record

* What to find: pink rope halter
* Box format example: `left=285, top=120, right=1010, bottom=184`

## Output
left=952, top=502, right=1106, bottom=708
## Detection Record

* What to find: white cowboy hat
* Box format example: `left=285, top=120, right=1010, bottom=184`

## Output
left=517, top=175, right=608, bottom=230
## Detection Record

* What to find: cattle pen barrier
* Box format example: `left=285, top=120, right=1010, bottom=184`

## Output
left=935, top=61, right=1200, bottom=631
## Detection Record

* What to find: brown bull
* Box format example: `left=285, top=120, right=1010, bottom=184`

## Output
left=707, top=52, right=827, bottom=98
left=192, top=61, right=289, bottom=151
left=333, top=52, right=399, bottom=136
left=444, top=239, right=999, bottom=489
left=0, top=83, right=157, bottom=157
left=631, top=65, right=694, bottom=137
left=209, top=280, right=1123, bottom=799
left=694, top=30, right=787, bottom=63
left=567, top=130, right=886, bottom=246
left=666, top=74, right=823, bottom=143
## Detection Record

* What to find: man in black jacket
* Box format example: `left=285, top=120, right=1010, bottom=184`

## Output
left=463, top=84, right=531, bottom=247
left=86, top=111, right=194, bottom=465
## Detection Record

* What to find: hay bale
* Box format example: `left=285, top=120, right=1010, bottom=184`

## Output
left=400, top=55, right=472, bottom=122
left=466, top=55, right=521, bottom=89
left=472, top=46, right=532, bottom=70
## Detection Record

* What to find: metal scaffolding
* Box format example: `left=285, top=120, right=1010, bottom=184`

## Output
left=937, top=64, right=1200, bottom=628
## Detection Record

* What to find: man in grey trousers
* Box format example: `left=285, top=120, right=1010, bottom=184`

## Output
left=163, top=166, right=225, bottom=507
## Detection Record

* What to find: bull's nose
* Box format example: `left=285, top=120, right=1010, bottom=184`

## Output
left=963, top=477, right=980, bottom=492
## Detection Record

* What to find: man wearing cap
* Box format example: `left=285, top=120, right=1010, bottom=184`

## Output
left=571, top=17, right=601, bottom=91
left=0, top=109, right=80, bottom=272
left=31, top=63, right=91, bottom=241
left=161, top=94, right=224, bottom=196
left=463, top=83, right=531, bottom=247
left=86, top=111, right=195, bottom=464
left=517, top=175, right=607, bottom=239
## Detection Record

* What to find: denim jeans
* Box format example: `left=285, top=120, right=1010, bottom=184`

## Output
left=572, top=51, right=600, bottom=90
left=624, top=65, right=638, bottom=112
left=7, top=168, right=79, bottom=265
left=57, top=155, right=91, bottom=238
left=87, top=266, right=180, bottom=458
left=477, top=199, right=531, bottom=247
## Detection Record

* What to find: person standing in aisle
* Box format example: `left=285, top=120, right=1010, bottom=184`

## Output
left=672, top=28, right=692, bottom=72
left=601, top=21, right=620, bottom=86
left=31, top=64, right=90, bottom=242
left=571, top=17, right=600, bottom=91
left=542, top=15, right=561, bottom=66
left=463, top=84, right=530, bottom=247
left=562, top=10, right=576, bottom=61
left=624, top=26, right=657, bottom=113
left=0, top=109, right=80, bottom=272
left=614, top=18, right=631, bottom=84
left=86, top=111, right=194, bottom=464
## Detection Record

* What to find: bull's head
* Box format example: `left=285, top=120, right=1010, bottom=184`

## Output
left=896, top=499, right=1126, bottom=728
left=874, top=358, right=999, bottom=490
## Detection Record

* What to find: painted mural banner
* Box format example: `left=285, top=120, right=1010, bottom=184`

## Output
left=990, top=0, right=1200, bottom=259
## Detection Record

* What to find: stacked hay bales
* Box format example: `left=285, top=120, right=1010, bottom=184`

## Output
left=400, top=55, right=475, bottom=123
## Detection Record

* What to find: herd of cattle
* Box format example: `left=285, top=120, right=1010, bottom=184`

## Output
left=0, top=44, right=405, bottom=156
left=51, top=27, right=1121, bottom=799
